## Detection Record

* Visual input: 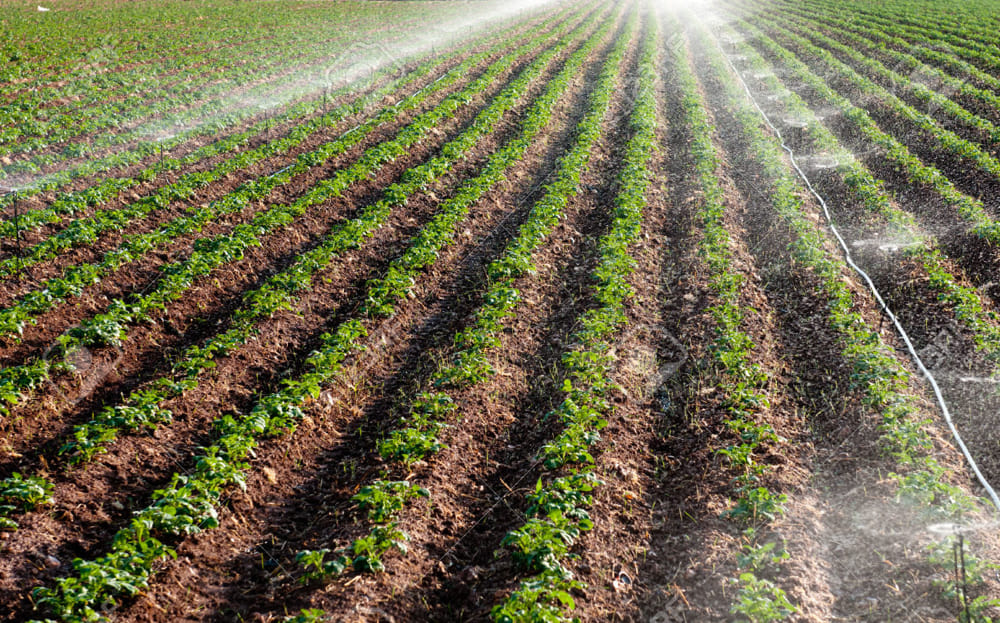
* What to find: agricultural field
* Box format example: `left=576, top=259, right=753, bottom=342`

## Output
left=2, top=0, right=1000, bottom=620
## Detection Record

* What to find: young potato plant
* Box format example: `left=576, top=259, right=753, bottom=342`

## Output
left=740, top=21, right=1000, bottom=368
left=496, top=14, right=655, bottom=622
left=287, top=8, right=618, bottom=591
left=0, top=30, right=554, bottom=425
left=25, top=9, right=605, bottom=620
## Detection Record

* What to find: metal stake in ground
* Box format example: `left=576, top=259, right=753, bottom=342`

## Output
left=4, top=188, right=23, bottom=281
left=958, top=534, right=972, bottom=622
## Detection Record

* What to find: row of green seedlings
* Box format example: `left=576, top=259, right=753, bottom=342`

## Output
left=0, top=17, right=435, bottom=162
left=805, top=0, right=1000, bottom=76
left=751, top=13, right=1000, bottom=188
left=0, top=6, right=586, bottom=339
left=0, top=19, right=485, bottom=243
left=0, top=20, right=574, bottom=416
left=765, top=9, right=1000, bottom=148
left=0, top=1, right=586, bottom=277
left=740, top=18, right=1000, bottom=244
left=739, top=21, right=1000, bottom=366
left=493, top=16, right=656, bottom=623
left=832, top=0, right=1000, bottom=51
left=287, top=13, right=634, bottom=620
left=673, top=22, right=796, bottom=622
left=0, top=22, right=275, bottom=99
left=0, top=1, right=582, bottom=237
left=702, top=22, right=1000, bottom=619
left=771, top=0, right=1000, bottom=108
left=745, top=15, right=1000, bottom=194
left=0, top=0, right=567, bottom=187
left=25, top=10, right=622, bottom=620
left=0, top=0, right=606, bottom=532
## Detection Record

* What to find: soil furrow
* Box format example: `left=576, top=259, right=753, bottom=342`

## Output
left=0, top=31, right=570, bottom=459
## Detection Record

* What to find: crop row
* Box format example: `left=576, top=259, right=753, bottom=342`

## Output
left=25, top=9, right=622, bottom=619
left=704, top=15, right=994, bottom=615
left=0, top=0, right=604, bottom=534
left=292, top=11, right=624, bottom=595
left=675, top=20, right=797, bottom=621
left=738, top=20, right=1000, bottom=366
left=0, top=15, right=565, bottom=394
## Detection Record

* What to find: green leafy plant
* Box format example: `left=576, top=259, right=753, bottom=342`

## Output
left=730, top=573, right=797, bottom=623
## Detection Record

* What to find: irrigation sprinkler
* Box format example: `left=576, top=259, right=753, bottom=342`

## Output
left=259, top=104, right=272, bottom=141
left=155, top=132, right=175, bottom=173
left=927, top=521, right=997, bottom=620
left=954, top=534, right=971, bottom=622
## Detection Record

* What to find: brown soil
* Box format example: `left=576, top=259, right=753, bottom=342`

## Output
left=5, top=3, right=1000, bottom=623
left=0, top=23, right=569, bottom=452
left=0, top=4, right=614, bottom=620
left=109, top=10, right=626, bottom=622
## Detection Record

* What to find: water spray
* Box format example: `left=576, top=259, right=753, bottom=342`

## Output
left=712, top=31, right=1000, bottom=513
left=928, top=521, right=992, bottom=619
